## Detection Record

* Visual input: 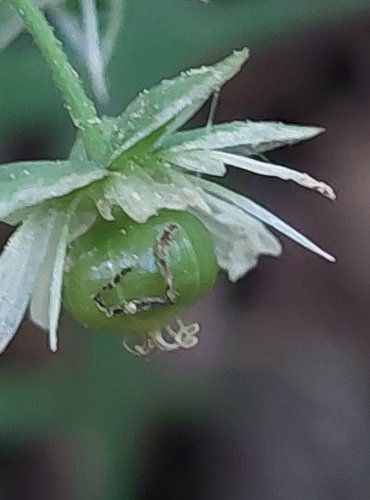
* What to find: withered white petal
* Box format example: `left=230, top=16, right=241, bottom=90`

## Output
left=196, top=178, right=335, bottom=262
left=30, top=207, right=75, bottom=352
left=193, top=194, right=282, bottom=281
left=48, top=210, right=73, bottom=352
left=210, top=151, right=336, bottom=200
left=30, top=213, right=62, bottom=331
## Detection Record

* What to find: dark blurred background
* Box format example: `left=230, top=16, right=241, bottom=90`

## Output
left=1, top=0, right=370, bottom=499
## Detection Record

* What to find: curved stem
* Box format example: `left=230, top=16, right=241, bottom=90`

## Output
left=8, top=0, right=108, bottom=163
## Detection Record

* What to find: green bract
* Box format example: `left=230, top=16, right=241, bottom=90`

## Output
left=0, top=159, right=105, bottom=220
left=0, top=42, right=336, bottom=355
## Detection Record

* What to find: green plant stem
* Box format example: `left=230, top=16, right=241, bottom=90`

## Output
left=8, top=0, right=108, bottom=163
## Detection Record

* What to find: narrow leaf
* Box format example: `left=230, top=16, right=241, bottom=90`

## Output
left=161, top=121, right=324, bottom=154
left=112, top=49, right=249, bottom=156
left=0, top=159, right=106, bottom=219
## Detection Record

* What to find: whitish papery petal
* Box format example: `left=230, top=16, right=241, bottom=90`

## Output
left=48, top=212, right=73, bottom=351
left=30, top=230, right=58, bottom=331
left=111, top=49, right=249, bottom=156
left=100, top=164, right=210, bottom=222
left=30, top=206, right=75, bottom=352
left=210, top=151, right=336, bottom=200
left=162, top=121, right=324, bottom=154
left=193, top=194, right=282, bottom=281
left=160, top=150, right=226, bottom=176
left=197, top=178, right=335, bottom=262
left=0, top=209, right=55, bottom=353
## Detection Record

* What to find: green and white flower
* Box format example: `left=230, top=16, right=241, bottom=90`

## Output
left=0, top=47, right=335, bottom=354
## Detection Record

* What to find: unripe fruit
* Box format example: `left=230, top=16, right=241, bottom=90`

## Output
left=63, top=210, right=219, bottom=334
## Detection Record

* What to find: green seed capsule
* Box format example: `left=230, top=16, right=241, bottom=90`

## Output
left=62, top=210, right=219, bottom=335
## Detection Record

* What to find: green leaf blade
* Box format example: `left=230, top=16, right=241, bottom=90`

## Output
left=112, top=48, right=249, bottom=158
